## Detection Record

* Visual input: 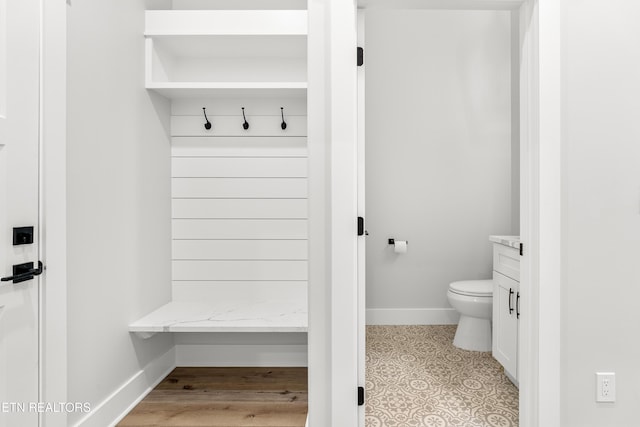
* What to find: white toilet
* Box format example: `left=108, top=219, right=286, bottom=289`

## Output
left=447, top=279, right=493, bottom=351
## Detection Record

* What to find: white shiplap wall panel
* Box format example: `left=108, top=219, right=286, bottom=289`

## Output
left=173, top=260, right=308, bottom=281
left=173, top=240, right=308, bottom=260
left=172, top=177, right=307, bottom=198
left=173, top=219, right=308, bottom=240
left=172, top=157, right=307, bottom=178
left=171, top=98, right=307, bottom=116
left=171, top=97, right=307, bottom=301
left=171, top=116, right=307, bottom=137
left=172, top=137, right=306, bottom=157
left=172, top=199, right=307, bottom=219
left=172, top=281, right=308, bottom=302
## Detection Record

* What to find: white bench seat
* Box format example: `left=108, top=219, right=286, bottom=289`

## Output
left=129, top=297, right=307, bottom=339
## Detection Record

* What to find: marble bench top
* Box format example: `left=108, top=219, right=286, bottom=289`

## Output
left=129, top=297, right=307, bottom=338
left=489, top=235, right=520, bottom=249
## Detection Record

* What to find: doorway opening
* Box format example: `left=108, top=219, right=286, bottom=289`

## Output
left=357, top=1, right=536, bottom=426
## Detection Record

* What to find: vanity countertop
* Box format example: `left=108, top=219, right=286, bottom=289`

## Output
left=489, top=235, right=520, bottom=249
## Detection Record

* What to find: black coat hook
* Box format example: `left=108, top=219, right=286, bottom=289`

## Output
left=202, top=107, right=212, bottom=130
left=280, top=107, right=287, bottom=130
left=242, top=107, right=249, bottom=130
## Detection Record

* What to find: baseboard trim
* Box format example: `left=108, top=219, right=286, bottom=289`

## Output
left=366, top=308, right=459, bottom=325
left=73, top=347, right=176, bottom=427
left=176, top=344, right=308, bottom=367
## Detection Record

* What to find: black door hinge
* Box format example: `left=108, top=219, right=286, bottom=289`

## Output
left=357, top=217, right=365, bottom=236
left=357, top=47, right=364, bottom=66
left=519, top=243, right=524, bottom=256
left=358, top=386, right=365, bottom=406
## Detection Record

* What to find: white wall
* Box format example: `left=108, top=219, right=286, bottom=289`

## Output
left=364, top=10, right=515, bottom=322
left=66, top=0, right=173, bottom=424
left=562, top=1, right=640, bottom=425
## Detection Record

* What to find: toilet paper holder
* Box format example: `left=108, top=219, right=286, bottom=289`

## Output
left=388, top=238, right=408, bottom=245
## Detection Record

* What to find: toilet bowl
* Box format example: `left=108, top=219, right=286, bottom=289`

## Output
left=447, top=279, right=493, bottom=351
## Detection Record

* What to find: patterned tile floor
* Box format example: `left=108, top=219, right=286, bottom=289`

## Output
left=366, top=325, right=519, bottom=427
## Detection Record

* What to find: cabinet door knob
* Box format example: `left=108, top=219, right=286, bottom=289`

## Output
left=516, top=292, right=520, bottom=319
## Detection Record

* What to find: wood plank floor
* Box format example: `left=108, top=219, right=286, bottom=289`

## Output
left=118, top=367, right=308, bottom=427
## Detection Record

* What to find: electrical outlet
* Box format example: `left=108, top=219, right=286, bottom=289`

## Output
left=596, top=372, right=616, bottom=402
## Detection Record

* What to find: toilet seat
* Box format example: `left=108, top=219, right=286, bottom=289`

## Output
left=448, top=280, right=493, bottom=297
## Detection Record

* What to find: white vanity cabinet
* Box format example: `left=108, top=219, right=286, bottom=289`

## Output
left=490, top=237, right=520, bottom=386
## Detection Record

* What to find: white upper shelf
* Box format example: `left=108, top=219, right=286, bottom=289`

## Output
left=144, top=10, right=308, bottom=99
left=147, top=82, right=308, bottom=99
left=145, top=10, right=308, bottom=36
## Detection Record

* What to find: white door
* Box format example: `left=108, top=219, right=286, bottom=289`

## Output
left=0, top=0, right=41, bottom=425
left=356, top=11, right=366, bottom=427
